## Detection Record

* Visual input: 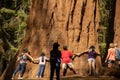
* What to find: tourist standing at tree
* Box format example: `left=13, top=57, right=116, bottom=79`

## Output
left=114, top=43, right=120, bottom=68
left=61, top=45, right=76, bottom=76
left=50, top=42, right=61, bottom=80
left=105, top=43, right=116, bottom=68
left=75, top=45, right=99, bottom=76
left=12, top=48, right=34, bottom=79
left=34, top=52, right=49, bottom=78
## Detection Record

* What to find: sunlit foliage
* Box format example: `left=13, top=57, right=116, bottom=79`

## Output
left=0, top=0, right=31, bottom=75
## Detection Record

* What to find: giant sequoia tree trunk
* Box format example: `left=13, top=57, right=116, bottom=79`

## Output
left=2, top=0, right=101, bottom=79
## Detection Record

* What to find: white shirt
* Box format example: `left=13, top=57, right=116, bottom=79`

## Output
left=37, top=56, right=49, bottom=65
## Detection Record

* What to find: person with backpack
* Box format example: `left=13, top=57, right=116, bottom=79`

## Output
left=61, top=45, right=76, bottom=76
left=12, top=48, right=34, bottom=79
left=105, top=43, right=116, bottom=68
left=34, top=52, right=49, bottom=78
left=50, top=42, right=61, bottom=80
left=75, top=45, right=99, bottom=76
left=114, top=43, right=120, bottom=68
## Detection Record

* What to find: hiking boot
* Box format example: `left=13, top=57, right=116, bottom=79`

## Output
left=11, top=74, right=15, bottom=79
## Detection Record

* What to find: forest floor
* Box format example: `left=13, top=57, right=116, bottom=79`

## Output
left=11, top=67, right=120, bottom=80
left=18, top=75, right=119, bottom=80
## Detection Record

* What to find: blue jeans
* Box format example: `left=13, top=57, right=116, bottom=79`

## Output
left=37, top=64, right=45, bottom=77
left=13, top=63, right=26, bottom=77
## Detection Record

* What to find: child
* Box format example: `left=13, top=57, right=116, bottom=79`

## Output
left=34, top=52, right=49, bottom=78
left=61, top=45, right=76, bottom=76
left=12, top=48, right=34, bottom=79
left=75, top=45, right=99, bottom=76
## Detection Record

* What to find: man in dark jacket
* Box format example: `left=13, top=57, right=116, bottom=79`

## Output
left=50, top=42, right=61, bottom=80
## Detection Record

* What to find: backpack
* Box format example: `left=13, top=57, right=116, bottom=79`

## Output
left=17, top=53, right=27, bottom=61
left=115, top=48, right=120, bottom=59
left=22, top=54, right=27, bottom=60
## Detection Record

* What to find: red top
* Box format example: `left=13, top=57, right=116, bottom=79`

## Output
left=61, top=50, right=72, bottom=63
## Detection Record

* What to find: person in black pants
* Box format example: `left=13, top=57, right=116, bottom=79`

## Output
left=50, top=42, right=61, bottom=80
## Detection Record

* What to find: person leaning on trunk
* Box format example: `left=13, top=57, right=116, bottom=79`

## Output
left=12, top=48, right=34, bottom=79
left=61, top=45, right=76, bottom=76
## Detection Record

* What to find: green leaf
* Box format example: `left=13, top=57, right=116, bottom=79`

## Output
left=17, top=10, right=28, bottom=18
left=0, top=8, right=16, bottom=14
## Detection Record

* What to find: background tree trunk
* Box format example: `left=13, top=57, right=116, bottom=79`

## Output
left=2, top=0, right=102, bottom=78
left=114, top=0, right=120, bottom=46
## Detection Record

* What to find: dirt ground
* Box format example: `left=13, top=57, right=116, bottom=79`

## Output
left=17, top=75, right=119, bottom=80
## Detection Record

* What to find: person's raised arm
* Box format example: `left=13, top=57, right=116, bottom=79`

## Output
left=94, top=50, right=100, bottom=56
left=75, top=49, right=89, bottom=57
left=25, top=53, right=34, bottom=63
left=71, top=50, right=88, bottom=60
left=34, top=57, right=39, bottom=61
left=46, top=57, right=50, bottom=62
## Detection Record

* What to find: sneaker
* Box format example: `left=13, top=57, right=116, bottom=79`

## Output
left=76, top=71, right=79, bottom=74
left=11, top=77, right=14, bottom=79
left=36, top=76, right=39, bottom=78
left=11, top=74, right=15, bottom=79
left=18, top=76, right=23, bottom=79
left=39, top=76, right=42, bottom=78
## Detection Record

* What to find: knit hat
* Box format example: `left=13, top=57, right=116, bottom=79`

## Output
left=23, top=48, right=28, bottom=53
